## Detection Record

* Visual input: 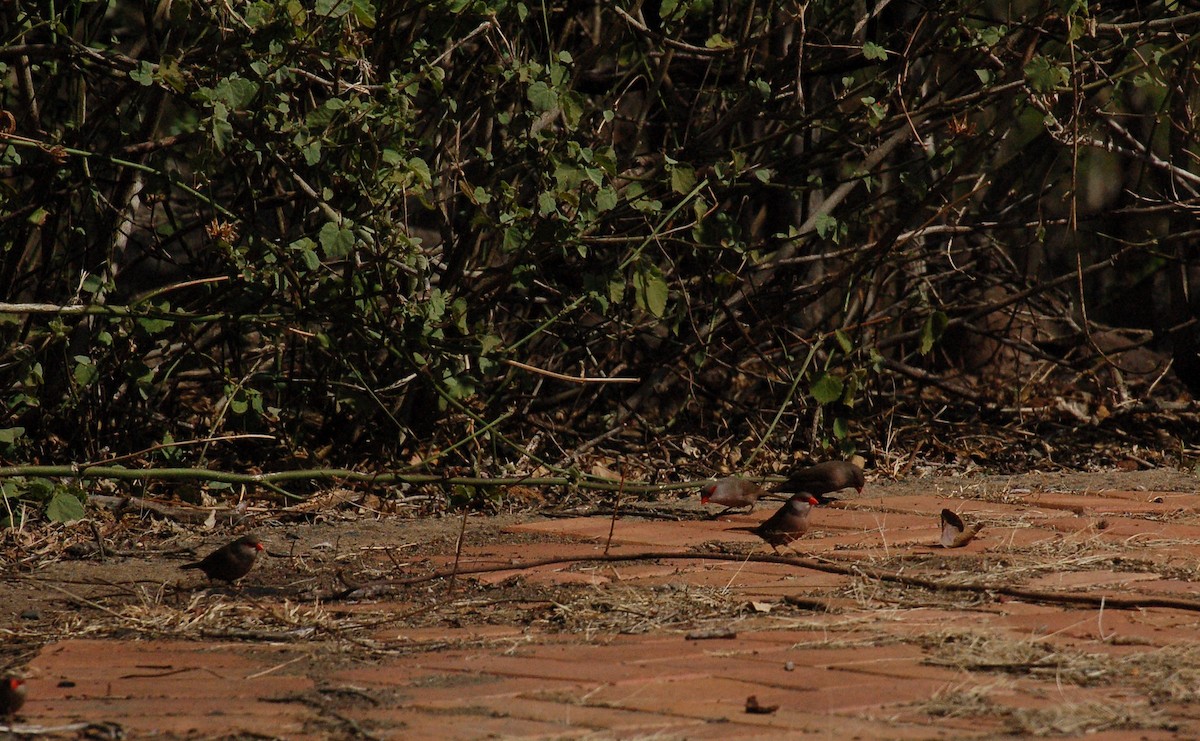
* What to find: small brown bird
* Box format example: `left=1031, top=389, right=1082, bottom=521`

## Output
left=730, top=494, right=819, bottom=552
left=770, top=460, right=864, bottom=504
left=0, top=676, right=25, bottom=718
left=939, top=509, right=983, bottom=548
left=701, top=476, right=766, bottom=514
left=181, top=534, right=263, bottom=584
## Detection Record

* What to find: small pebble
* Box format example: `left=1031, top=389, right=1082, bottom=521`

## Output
left=784, top=661, right=795, bottom=671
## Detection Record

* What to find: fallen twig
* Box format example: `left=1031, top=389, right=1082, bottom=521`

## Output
left=322, top=550, right=1200, bottom=614
left=89, top=494, right=244, bottom=525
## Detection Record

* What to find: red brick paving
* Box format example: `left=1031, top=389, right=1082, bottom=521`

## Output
left=11, top=481, right=1200, bottom=739
left=19, top=640, right=316, bottom=737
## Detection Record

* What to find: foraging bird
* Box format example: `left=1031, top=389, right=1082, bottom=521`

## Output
left=729, top=494, right=819, bottom=552
left=181, top=534, right=263, bottom=584
left=700, top=476, right=766, bottom=514
left=939, top=509, right=983, bottom=548
left=770, top=460, right=864, bottom=504
left=0, top=676, right=25, bottom=718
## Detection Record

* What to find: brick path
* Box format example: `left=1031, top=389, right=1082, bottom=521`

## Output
left=10, top=482, right=1200, bottom=738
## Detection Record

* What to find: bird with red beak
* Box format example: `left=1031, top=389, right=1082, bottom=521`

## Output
left=0, top=676, right=25, bottom=718
left=700, top=476, right=766, bottom=515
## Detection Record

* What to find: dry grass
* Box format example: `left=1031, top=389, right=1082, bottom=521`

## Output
left=546, top=582, right=750, bottom=636
left=920, top=686, right=1175, bottom=736
left=1010, top=701, right=1175, bottom=736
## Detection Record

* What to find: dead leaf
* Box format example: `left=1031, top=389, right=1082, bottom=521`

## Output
left=745, top=695, right=779, bottom=714
left=939, top=508, right=982, bottom=548
left=592, top=463, right=621, bottom=481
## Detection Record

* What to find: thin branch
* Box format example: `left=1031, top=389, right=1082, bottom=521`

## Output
left=503, top=358, right=639, bottom=384
left=324, top=549, right=1200, bottom=613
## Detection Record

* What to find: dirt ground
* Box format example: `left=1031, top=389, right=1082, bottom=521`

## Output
left=3, top=467, right=1200, bottom=739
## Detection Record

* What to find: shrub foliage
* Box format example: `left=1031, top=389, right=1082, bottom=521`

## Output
left=1, top=1, right=1197, bottom=474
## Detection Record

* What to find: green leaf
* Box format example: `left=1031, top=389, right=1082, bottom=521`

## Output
left=316, top=0, right=351, bottom=17
left=72, top=356, right=98, bottom=387
left=977, top=25, right=1007, bottom=47
left=318, top=222, right=355, bottom=257
left=608, top=276, right=626, bottom=305
left=596, top=187, right=618, bottom=212
left=814, top=213, right=839, bottom=240
left=213, top=76, right=259, bottom=111
left=842, top=371, right=861, bottom=408
left=560, top=91, right=584, bottom=128
left=303, top=140, right=322, bottom=165
left=832, top=417, right=850, bottom=439
left=503, top=225, right=528, bottom=252
left=834, top=330, right=853, bottom=354
left=130, top=62, right=155, bottom=86
left=554, top=163, right=583, bottom=190
left=406, top=157, right=432, bottom=189
left=863, top=42, right=888, bottom=61
left=427, top=287, right=446, bottom=321
left=0, top=427, right=25, bottom=445
left=527, top=81, right=557, bottom=111
left=919, top=311, right=950, bottom=355
left=156, top=58, right=187, bottom=92
left=81, top=274, right=104, bottom=293
left=451, top=296, right=469, bottom=334
left=443, top=371, right=475, bottom=400
left=809, top=372, right=844, bottom=404
left=633, top=263, right=668, bottom=317
left=705, top=33, right=735, bottom=49
left=46, top=491, right=86, bottom=523
left=210, top=101, right=232, bottom=151
left=670, top=164, right=696, bottom=194
left=480, top=334, right=503, bottom=355
left=868, top=348, right=885, bottom=372
left=137, top=307, right=174, bottom=333
left=351, top=0, right=377, bottom=27
left=1024, top=55, right=1069, bottom=92
left=290, top=238, right=321, bottom=270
